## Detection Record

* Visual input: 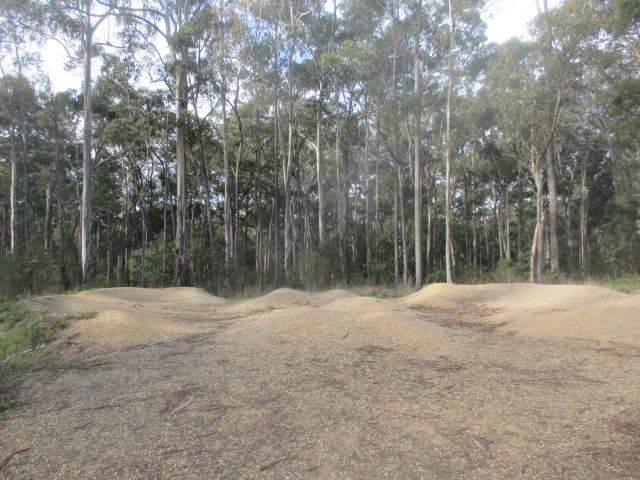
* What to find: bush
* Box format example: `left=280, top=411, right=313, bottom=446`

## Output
left=492, top=259, right=525, bottom=283
left=425, top=270, right=447, bottom=284
left=297, top=250, right=332, bottom=291
left=128, top=237, right=175, bottom=288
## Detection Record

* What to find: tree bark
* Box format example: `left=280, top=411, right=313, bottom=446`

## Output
left=174, top=50, right=188, bottom=286
left=413, top=0, right=423, bottom=289
left=81, top=0, right=93, bottom=285
left=444, top=0, right=455, bottom=284
left=316, top=78, right=326, bottom=249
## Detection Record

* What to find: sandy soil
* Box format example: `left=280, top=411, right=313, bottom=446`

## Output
left=1, top=284, right=639, bottom=479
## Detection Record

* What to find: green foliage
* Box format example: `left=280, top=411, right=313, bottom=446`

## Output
left=0, top=255, right=69, bottom=298
left=128, top=237, right=175, bottom=288
left=0, top=300, right=29, bottom=327
left=492, top=259, right=525, bottom=283
left=589, top=202, right=639, bottom=277
left=297, top=251, right=332, bottom=291
left=425, top=270, right=447, bottom=285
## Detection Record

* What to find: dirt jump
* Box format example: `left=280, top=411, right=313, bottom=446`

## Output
left=1, top=283, right=639, bottom=479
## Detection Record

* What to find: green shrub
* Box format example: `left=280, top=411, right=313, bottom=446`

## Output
left=128, top=237, right=175, bottom=287
left=492, top=259, right=525, bottom=283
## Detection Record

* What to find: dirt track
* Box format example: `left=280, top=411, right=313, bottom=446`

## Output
left=1, top=284, right=639, bottom=479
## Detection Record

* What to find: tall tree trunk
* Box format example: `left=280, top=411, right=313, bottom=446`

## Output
left=55, top=125, right=71, bottom=290
left=81, top=0, right=93, bottom=285
left=580, top=153, right=589, bottom=272
left=426, top=175, right=433, bottom=274
left=316, top=78, right=326, bottom=250
left=284, top=17, right=295, bottom=288
left=531, top=132, right=545, bottom=284
left=174, top=51, right=188, bottom=286
left=254, top=108, right=264, bottom=292
left=548, top=142, right=559, bottom=275
left=517, top=166, right=524, bottom=269
left=413, top=0, right=423, bottom=289
left=9, top=124, right=17, bottom=255
left=444, top=0, right=455, bottom=284
left=44, top=184, right=52, bottom=251
left=365, top=92, right=372, bottom=284
left=397, top=163, right=409, bottom=287
left=271, top=20, right=281, bottom=289
left=394, top=175, right=400, bottom=285
left=464, top=173, right=471, bottom=266
left=222, top=83, right=233, bottom=275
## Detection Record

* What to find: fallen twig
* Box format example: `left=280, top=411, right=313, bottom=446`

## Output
left=367, top=404, right=434, bottom=420
left=79, top=403, right=123, bottom=411
left=170, top=396, right=196, bottom=415
left=0, top=447, right=31, bottom=472
left=258, top=455, right=298, bottom=472
left=588, top=454, right=631, bottom=475
left=73, top=421, right=92, bottom=430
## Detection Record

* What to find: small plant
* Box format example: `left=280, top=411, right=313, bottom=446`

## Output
left=247, top=304, right=280, bottom=315
left=0, top=399, right=22, bottom=412
left=78, top=310, right=98, bottom=320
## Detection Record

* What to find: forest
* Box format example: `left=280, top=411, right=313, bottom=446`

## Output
left=0, top=0, right=639, bottom=297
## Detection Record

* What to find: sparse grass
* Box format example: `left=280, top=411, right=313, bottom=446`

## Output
left=353, top=284, right=415, bottom=299
left=247, top=304, right=280, bottom=315
left=78, top=310, right=98, bottom=319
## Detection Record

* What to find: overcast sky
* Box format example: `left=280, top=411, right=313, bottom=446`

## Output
left=483, top=0, right=561, bottom=43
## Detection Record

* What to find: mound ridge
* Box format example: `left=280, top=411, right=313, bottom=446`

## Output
left=401, top=283, right=639, bottom=347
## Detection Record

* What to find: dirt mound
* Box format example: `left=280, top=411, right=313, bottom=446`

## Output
left=230, top=288, right=312, bottom=313
left=66, top=310, right=198, bottom=349
left=32, top=287, right=225, bottom=350
left=401, top=283, right=639, bottom=347
left=35, top=287, right=226, bottom=316
left=230, top=288, right=360, bottom=314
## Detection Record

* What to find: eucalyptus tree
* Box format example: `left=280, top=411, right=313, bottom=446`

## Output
left=105, top=0, right=214, bottom=286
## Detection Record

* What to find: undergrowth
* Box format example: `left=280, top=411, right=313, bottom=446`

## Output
left=0, top=299, right=69, bottom=414
left=603, top=274, right=640, bottom=294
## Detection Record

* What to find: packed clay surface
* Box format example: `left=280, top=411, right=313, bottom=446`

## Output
left=2, top=284, right=639, bottom=479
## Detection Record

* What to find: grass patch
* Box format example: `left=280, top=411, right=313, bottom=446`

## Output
left=78, top=310, right=98, bottom=320
left=0, top=300, right=29, bottom=327
left=247, top=304, right=280, bottom=315
left=1, top=299, right=70, bottom=412
left=354, top=284, right=414, bottom=299
left=604, top=274, right=640, bottom=294
left=0, top=399, right=23, bottom=412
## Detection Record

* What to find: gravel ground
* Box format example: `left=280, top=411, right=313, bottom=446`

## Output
left=1, top=285, right=639, bottom=479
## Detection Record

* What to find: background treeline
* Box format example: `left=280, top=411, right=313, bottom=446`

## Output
left=0, top=0, right=639, bottom=297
